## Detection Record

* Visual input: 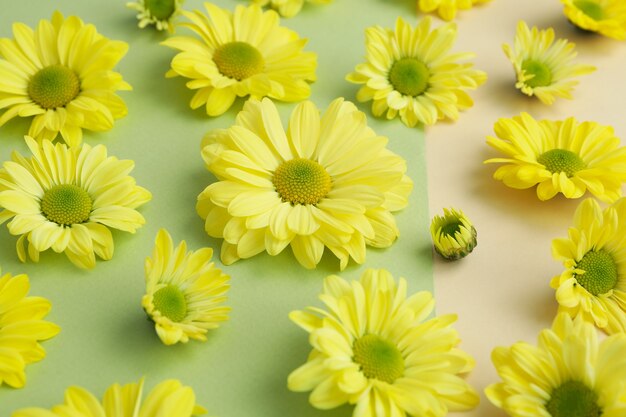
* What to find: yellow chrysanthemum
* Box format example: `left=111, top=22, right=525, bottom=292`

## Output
left=346, top=17, right=486, bottom=128
left=417, top=0, right=491, bottom=21
left=0, top=270, right=59, bottom=389
left=127, top=0, right=185, bottom=33
left=0, top=11, right=132, bottom=146
left=0, top=138, right=151, bottom=269
left=486, top=313, right=626, bottom=417
left=142, top=229, right=230, bottom=345
left=11, top=378, right=207, bottom=416
left=503, top=21, right=595, bottom=105
left=288, top=269, right=479, bottom=417
left=551, top=198, right=626, bottom=334
left=197, top=98, right=413, bottom=270
left=430, top=207, right=477, bottom=260
left=561, top=0, right=626, bottom=40
left=162, top=3, right=316, bottom=117
left=251, top=0, right=332, bottom=18
left=484, top=113, right=626, bottom=202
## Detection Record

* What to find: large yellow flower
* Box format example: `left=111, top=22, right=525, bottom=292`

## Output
left=486, top=313, right=626, bottom=417
left=503, top=21, right=595, bottom=105
left=0, top=11, right=132, bottom=146
left=0, top=138, right=151, bottom=269
left=288, top=269, right=479, bottom=417
left=417, top=0, right=491, bottom=21
left=0, top=270, right=59, bottom=389
left=561, top=0, right=626, bottom=40
left=162, top=3, right=316, bottom=117
left=142, top=229, right=230, bottom=345
left=197, top=98, right=413, bottom=270
left=346, top=17, right=486, bottom=128
left=127, top=0, right=185, bottom=33
left=251, top=0, right=332, bottom=18
left=11, top=378, right=207, bottom=416
left=484, top=113, right=626, bottom=202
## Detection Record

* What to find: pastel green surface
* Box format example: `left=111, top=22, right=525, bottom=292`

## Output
left=0, top=0, right=432, bottom=415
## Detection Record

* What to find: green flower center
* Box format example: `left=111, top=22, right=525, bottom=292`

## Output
left=521, top=59, right=553, bottom=88
left=41, top=184, right=92, bottom=226
left=388, top=58, right=430, bottom=97
left=213, top=41, right=264, bottom=81
left=353, top=334, right=404, bottom=384
left=545, top=380, right=601, bottom=417
left=573, top=0, right=604, bottom=21
left=440, top=220, right=462, bottom=237
left=145, top=0, right=176, bottom=20
left=28, top=65, right=80, bottom=109
left=537, top=149, right=586, bottom=177
left=575, top=249, right=618, bottom=296
left=273, top=158, right=331, bottom=205
left=152, top=284, right=187, bottom=322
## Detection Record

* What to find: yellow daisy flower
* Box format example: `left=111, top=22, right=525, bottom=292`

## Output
left=417, top=0, right=491, bottom=21
left=142, top=229, right=230, bottom=345
left=0, top=137, right=151, bottom=269
left=561, top=0, right=626, bottom=40
left=251, top=0, right=332, bottom=18
left=503, top=21, right=595, bottom=105
left=484, top=113, right=626, bottom=202
left=11, top=378, right=207, bottom=416
left=127, top=0, right=185, bottom=33
left=288, top=269, right=479, bottom=417
left=430, top=207, right=477, bottom=260
left=0, top=270, right=59, bottom=389
left=197, top=98, right=413, bottom=270
left=162, top=3, right=317, bottom=117
left=0, top=11, right=132, bottom=146
left=551, top=198, right=626, bottom=334
left=486, top=313, right=626, bottom=417
left=346, top=17, right=486, bottom=128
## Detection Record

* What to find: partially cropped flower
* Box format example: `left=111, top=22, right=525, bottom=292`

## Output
left=346, top=17, right=486, bottom=128
left=251, top=0, right=332, bottom=18
left=0, top=270, right=59, bottom=389
left=503, top=21, right=595, bottom=105
left=143, top=229, right=230, bottom=345
left=417, top=0, right=491, bottom=21
left=288, top=269, right=479, bottom=417
left=0, top=138, right=151, bottom=269
left=561, top=0, right=626, bottom=40
left=485, top=113, right=626, bottom=202
left=197, top=98, right=412, bottom=270
left=162, top=3, right=316, bottom=117
left=431, top=208, right=477, bottom=260
left=486, top=313, right=626, bottom=417
left=127, top=0, right=185, bottom=33
left=11, top=378, right=207, bottom=416
left=0, top=11, right=132, bottom=146
left=551, top=198, right=626, bottom=334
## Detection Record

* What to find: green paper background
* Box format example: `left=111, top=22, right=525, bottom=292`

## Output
left=0, top=0, right=432, bottom=415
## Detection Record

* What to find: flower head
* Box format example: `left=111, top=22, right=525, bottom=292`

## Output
left=417, top=0, right=491, bottom=21
left=486, top=313, right=626, bottom=417
left=485, top=113, right=626, bottom=202
left=251, top=0, right=332, bottom=18
left=503, top=21, right=595, bottom=105
left=127, top=0, right=185, bottom=33
left=561, top=0, right=626, bottom=40
left=142, top=229, right=230, bottom=345
left=0, top=270, right=59, bottom=389
left=431, top=207, right=477, bottom=260
left=0, top=11, right=132, bottom=146
left=0, top=138, right=151, bottom=269
left=288, top=269, right=479, bottom=417
left=162, top=3, right=316, bottom=117
left=197, top=98, right=412, bottom=270
left=346, top=17, right=486, bottom=128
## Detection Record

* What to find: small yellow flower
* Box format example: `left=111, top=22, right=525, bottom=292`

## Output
left=127, top=0, right=185, bottom=33
left=417, top=0, right=491, bottom=21
left=251, top=0, right=332, bottom=18
left=142, top=229, right=230, bottom=345
left=431, top=208, right=477, bottom=260
left=485, top=113, right=626, bottom=202
left=561, top=0, right=626, bottom=40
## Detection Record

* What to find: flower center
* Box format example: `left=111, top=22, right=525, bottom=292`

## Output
left=152, top=284, right=187, bottom=322
left=388, top=57, right=430, bottom=97
left=573, top=0, right=604, bottom=21
left=575, top=249, right=618, bottom=296
left=440, top=220, right=462, bottom=237
left=28, top=65, right=80, bottom=109
left=273, top=158, right=332, bottom=205
left=353, top=334, right=404, bottom=384
left=537, top=149, right=586, bottom=177
left=145, top=0, right=176, bottom=19
left=522, top=59, right=553, bottom=88
left=545, top=380, right=601, bottom=417
left=212, top=41, right=264, bottom=81
left=41, top=184, right=92, bottom=226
